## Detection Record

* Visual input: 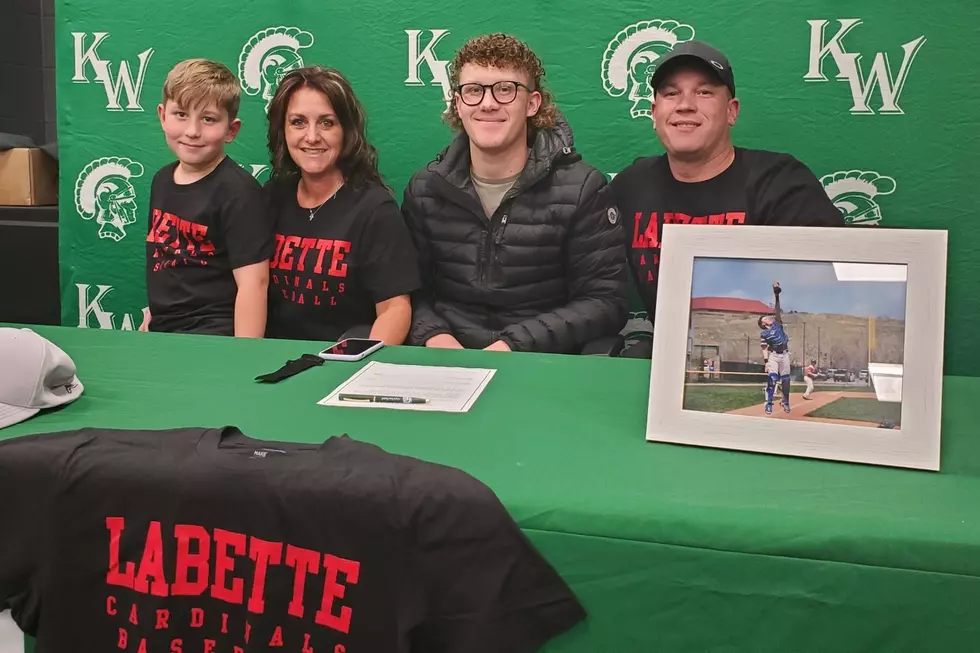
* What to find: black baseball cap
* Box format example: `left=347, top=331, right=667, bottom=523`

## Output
left=649, top=41, right=736, bottom=97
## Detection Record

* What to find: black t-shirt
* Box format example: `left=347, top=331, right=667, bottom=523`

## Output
left=609, top=148, right=844, bottom=320
left=146, top=156, right=274, bottom=336
left=0, top=427, right=585, bottom=652
left=266, top=178, right=422, bottom=342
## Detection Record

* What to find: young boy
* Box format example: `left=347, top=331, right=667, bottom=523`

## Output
left=140, top=58, right=272, bottom=337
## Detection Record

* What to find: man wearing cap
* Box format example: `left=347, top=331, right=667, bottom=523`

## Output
left=609, top=41, right=844, bottom=358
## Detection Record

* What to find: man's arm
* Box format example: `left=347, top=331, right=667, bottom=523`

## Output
left=401, top=181, right=459, bottom=347
left=498, top=170, right=629, bottom=353
left=232, top=261, right=269, bottom=338
left=755, top=155, right=845, bottom=227
left=773, top=282, right=782, bottom=324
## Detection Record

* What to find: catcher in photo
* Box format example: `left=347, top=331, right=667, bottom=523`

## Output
left=759, top=281, right=791, bottom=415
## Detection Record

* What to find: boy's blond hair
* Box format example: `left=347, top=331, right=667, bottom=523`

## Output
left=161, top=59, right=241, bottom=121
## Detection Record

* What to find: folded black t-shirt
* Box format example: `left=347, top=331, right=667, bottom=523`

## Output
left=0, top=427, right=585, bottom=652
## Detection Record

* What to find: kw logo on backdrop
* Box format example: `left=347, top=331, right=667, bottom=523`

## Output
left=601, top=19, right=696, bottom=120
left=76, top=284, right=139, bottom=330
left=75, top=156, right=144, bottom=242
left=821, top=170, right=896, bottom=225
left=804, top=19, right=926, bottom=115
left=239, top=26, right=315, bottom=112
left=72, top=32, right=154, bottom=112
left=405, top=29, right=453, bottom=111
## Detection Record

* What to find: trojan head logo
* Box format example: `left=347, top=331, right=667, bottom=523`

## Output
left=601, top=19, right=696, bottom=119
left=820, top=170, right=896, bottom=226
left=621, top=311, right=653, bottom=344
left=241, top=163, right=271, bottom=185
left=239, top=26, right=315, bottom=112
left=74, top=156, right=144, bottom=242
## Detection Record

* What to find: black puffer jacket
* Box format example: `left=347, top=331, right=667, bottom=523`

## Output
left=401, top=115, right=628, bottom=353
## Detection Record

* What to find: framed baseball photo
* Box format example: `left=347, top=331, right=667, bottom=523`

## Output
left=646, top=225, right=947, bottom=471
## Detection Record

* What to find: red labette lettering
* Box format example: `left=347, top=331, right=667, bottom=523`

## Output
left=106, top=517, right=136, bottom=588
left=190, top=608, right=204, bottom=628
left=271, top=234, right=286, bottom=268
left=129, top=603, right=139, bottom=625
left=280, top=235, right=302, bottom=271
left=170, top=640, right=183, bottom=653
left=156, top=609, right=169, bottom=630
left=117, top=628, right=128, bottom=649
left=147, top=209, right=163, bottom=243
left=173, top=525, right=210, bottom=595
left=269, top=626, right=284, bottom=647
left=302, top=633, right=314, bottom=653
left=286, top=545, right=321, bottom=619
left=328, top=241, right=350, bottom=277
left=248, top=536, right=283, bottom=614
left=211, top=528, right=246, bottom=604
left=633, top=212, right=660, bottom=249
left=106, top=596, right=117, bottom=616
left=193, top=223, right=214, bottom=253
left=204, top=640, right=216, bottom=653
left=313, top=239, right=334, bottom=274
left=297, top=237, right=318, bottom=272
left=134, top=521, right=169, bottom=596
left=315, top=554, right=360, bottom=634
left=136, top=639, right=147, bottom=653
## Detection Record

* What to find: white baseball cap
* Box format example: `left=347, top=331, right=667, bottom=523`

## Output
left=0, top=328, right=83, bottom=429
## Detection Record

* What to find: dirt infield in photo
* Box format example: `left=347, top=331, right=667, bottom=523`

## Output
left=726, top=391, right=899, bottom=429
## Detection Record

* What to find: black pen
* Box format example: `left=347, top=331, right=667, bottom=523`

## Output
left=338, top=393, right=429, bottom=404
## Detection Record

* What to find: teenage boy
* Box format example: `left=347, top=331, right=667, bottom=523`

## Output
left=402, top=34, right=628, bottom=354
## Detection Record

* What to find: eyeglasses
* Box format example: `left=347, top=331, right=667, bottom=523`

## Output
left=455, top=81, right=532, bottom=106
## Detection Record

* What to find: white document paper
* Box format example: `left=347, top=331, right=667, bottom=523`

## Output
left=318, top=361, right=496, bottom=413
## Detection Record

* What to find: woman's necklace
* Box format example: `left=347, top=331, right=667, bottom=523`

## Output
left=304, top=178, right=345, bottom=221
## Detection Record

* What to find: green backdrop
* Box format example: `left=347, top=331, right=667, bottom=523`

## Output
left=58, top=0, right=980, bottom=375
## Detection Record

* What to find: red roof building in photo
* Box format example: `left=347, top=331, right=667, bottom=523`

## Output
left=691, top=297, right=773, bottom=314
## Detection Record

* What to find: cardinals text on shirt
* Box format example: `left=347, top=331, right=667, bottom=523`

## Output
left=269, top=234, right=350, bottom=307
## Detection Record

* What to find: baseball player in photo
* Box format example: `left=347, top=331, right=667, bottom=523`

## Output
left=803, top=359, right=817, bottom=399
left=761, top=348, right=782, bottom=402
left=759, top=281, right=791, bottom=415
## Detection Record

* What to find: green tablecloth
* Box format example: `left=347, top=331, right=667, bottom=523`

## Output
left=3, top=325, right=980, bottom=652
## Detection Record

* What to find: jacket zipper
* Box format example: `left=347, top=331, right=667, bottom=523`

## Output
left=494, top=213, right=509, bottom=245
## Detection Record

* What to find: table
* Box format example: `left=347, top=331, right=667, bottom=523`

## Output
left=3, top=325, right=980, bottom=652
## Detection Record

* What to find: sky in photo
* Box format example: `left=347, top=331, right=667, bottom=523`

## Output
left=691, top=258, right=907, bottom=319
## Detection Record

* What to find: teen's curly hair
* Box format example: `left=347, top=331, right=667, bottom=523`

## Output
left=444, top=33, right=557, bottom=133
left=266, top=66, right=384, bottom=189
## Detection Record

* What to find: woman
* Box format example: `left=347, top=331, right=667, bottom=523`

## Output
left=264, top=66, right=420, bottom=344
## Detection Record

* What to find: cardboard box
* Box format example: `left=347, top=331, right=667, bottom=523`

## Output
left=0, top=148, right=58, bottom=206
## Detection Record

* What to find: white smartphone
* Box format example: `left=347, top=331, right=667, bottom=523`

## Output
left=317, top=338, right=384, bottom=361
